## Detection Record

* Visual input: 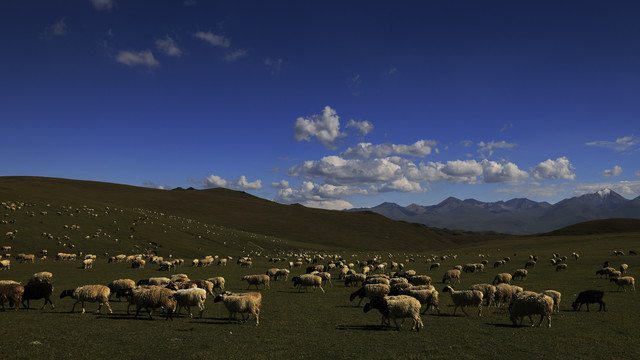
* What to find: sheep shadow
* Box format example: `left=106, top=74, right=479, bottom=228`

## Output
left=486, top=322, right=517, bottom=328
left=335, top=324, right=394, bottom=331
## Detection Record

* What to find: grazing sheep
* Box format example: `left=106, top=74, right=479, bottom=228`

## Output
left=350, top=284, right=391, bottom=306
left=214, top=291, right=262, bottom=326
left=0, top=282, right=24, bottom=311
left=146, top=277, right=171, bottom=286
left=524, top=260, right=536, bottom=268
left=314, top=272, right=333, bottom=286
left=513, top=269, right=528, bottom=281
left=556, top=264, right=568, bottom=271
left=275, top=269, right=290, bottom=281
left=363, top=295, right=424, bottom=331
left=620, top=264, right=628, bottom=274
left=408, top=275, right=431, bottom=286
left=399, top=288, right=440, bottom=314
left=430, top=263, right=440, bottom=271
left=442, top=269, right=461, bottom=284
left=389, top=277, right=408, bottom=286
left=131, top=258, right=145, bottom=269
left=22, top=282, right=55, bottom=310
left=206, top=277, right=225, bottom=294
left=442, top=286, right=483, bottom=316
left=60, top=285, right=112, bottom=314
left=542, top=290, right=562, bottom=313
left=610, top=276, right=635, bottom=292
left=292, top=274, right=325, bottom=293
left=28, top=271, right=53, bottom=284
left=345, top=273, right=367, bottom=287
left=468, top=284, right=496, bottom=307
left=107, top=279, right=135, bottom=300
left=572, top=290, right=605, bottom=312
left=242, top=274, right=270, bottom=290
left=126, top=286, right=175, bottom=320
left=0, top=259, right=10, bottom=270
left=596, top=267, right=616, bottom=278
left=509, top=293, right=554, bottom=328
left=493, top=273, right=512, bottom=285
left=493, top=283, right=519, bottom=307
left=170, top=288, right=207, bottom=318
left=82, top=259, right=93, bottom=269
left=265, top=268, right=279, bottom=279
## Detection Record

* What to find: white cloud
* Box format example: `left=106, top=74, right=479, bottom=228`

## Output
left=388, top=67, right=398, bottom=76
left=294, top=106, right=345, bottom=149
left=480, top=159, right=529, bottom=183
left=346, top=119, right=374, bottom=136
left=289, top=156, right=405, bottom=185
left=225, top=49, right=247, bottom=62
left=271, top=180, right=289, bottom=189
left=573, top=181, right=640, bottom=198
left=116, top=50, right=159, bottom=68
left=143, top=182, right=165, bottom=190
left=275, top=181, right=361, bottom=209
left=194, top=31, right=230, bottom=48
left=91, top=0, right=115, bottom=11
left=47, top=18, right=68, bottom=36
left=155, top=36, right=182, bottom=57
left=195, top=174, right=263, bottom=190
left=341, top=140, right=437, bottom=159
left=377, top=177, right=426, bottom=193
left=531, top=157, right=576, bottom=180
left=586, top=135, right=639, bottom=152
left=477, top=140, right=517, bottom=158
left=603, top=165, right=623, bottom=177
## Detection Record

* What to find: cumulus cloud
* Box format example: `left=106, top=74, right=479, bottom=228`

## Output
left=477, top=140, right=517, bottom=158
left=225, top=49, right=247, bottom=62
left=155, top=36, right=182, bottom=57
left=586, top=135, right=639, bottom=152
left=346, top=119, right=374, bottom=136
left=341, top=140, right=437, bottom=159
left=116, top=50, right=159, bottom=68
left=294, top=106, right=345, bottom=149
left=91, top=0, right=115, bottom=11
left=194, top=31, right=230, bottom=48
left=480, top=159, right=529, bottom=183
left=47, top=18, right=68, bottom=36
left=275, top=181, right=361, bottom=209
left=194, top=174, right=263, bottom=190
left=271, top=180, right=289, bottom=189
left=265, top=58, right=283, bottom=74
left=603, top=165, right=623, bottom=177
left=531, top=157, right=576, bottom=180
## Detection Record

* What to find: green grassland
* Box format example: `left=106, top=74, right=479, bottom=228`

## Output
left=1, top=177, right=639, bottom=359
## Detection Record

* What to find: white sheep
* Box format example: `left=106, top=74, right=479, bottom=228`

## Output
left=214, top=291, right=262, bottom=326
left=275, top=269, right=290, bottom=281
left=60, top=285, right=112, bottom=314
left=127, top=286, right=176, bottom=320
left=542, top=290, right=562, bottom=313
left=493, top=273, right=512, bottom=285
left=0, top=259, right=10, bottom=270
left=363, top=295, right=424, bottom=331
left=82, top=258, right=93, bottom=269
left=442, top=269, right=461, bottom=284
left=107, top=279, right=135, bottom=299
left=442, top=285, right=483, bottom=316
left=468, top=283, right=496, bottom=307
left=610, top=276, right=635, bottom=292
left=148, top=277, right=171, bottom=286
left=509, top=292, right=554, bottom=328
left=292, top=274, right=325, bottom=293
left=0, top=282, right=24, bottom=311
left=29, top=271, right=53, bottom=284
left=170, top=288, right=207, bottom=318
left=400, top=288, right=440, bottom=314
left=206, top=277, right=225, bottom=294
left=350, top=284, right=390, bottom=306
left=513, top=269, right=528, bottom=280
left=242, top=274, right=270, bottom=290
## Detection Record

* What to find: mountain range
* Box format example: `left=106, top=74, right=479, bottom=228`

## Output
left=349, top=189, right=640, bottom=234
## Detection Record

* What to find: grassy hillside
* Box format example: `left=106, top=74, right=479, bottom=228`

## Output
left=542, top=218, right=640, bottom=236
left=0, top=176, right=487, bottom=256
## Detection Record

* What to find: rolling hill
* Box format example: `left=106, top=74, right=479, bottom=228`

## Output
left=0, top=176, right=498, bottom=256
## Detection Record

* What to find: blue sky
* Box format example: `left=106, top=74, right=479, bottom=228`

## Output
left=2, top=0, right=640, bottom=209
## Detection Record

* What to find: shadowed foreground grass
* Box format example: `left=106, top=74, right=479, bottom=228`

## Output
left=1, top=233, right=639, bottom=359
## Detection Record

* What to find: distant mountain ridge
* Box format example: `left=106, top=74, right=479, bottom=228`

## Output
left=349, top=189, right=640, bottom=234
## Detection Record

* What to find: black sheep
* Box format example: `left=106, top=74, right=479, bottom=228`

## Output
left=22, top=282, right=55, bottom=310
left=571, top=290, right=605, bottom=312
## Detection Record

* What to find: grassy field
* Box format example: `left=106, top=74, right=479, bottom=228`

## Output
left=1, top=232, right=638, bottom=360
left=1, top=177, right=639, bottom=359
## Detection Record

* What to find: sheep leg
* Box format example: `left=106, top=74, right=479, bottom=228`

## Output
left=477, top=305, right=482, bottom=317
left=319, top=285, right=325, bottom=294
left=460, top=306, right=469, bottom=316
left=70, top=300, right=79, bottom=313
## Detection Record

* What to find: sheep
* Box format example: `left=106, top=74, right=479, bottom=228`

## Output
left=442, top=269, right=461, bottom=284
left=345, top=273, right=366, bottom=287
left=292, top=274, right=325, bottom=293
left=206, top=277, right=225, bottom=294
left=493, top=273, right=512, bottom=285
left=265, top=268, right=279, bottom=279
left=107, top=279, right=136, bottom=300
left=167, top=279, right=214, bottom=296
left=493, top=283, right=519, bottom=307
left=28, top=271, right=53, bottom=284
left=0, top=259, right=10, bottom=270
left=314, top=272, right=332, bottom=286
left=596, top=267, right=616, bottom=278
left=0, top=282, right=24, bottom=311
left=363, top=295, right=424, bottom=331
left=365, top=277, right=390, bottom=285
left=145, top=277, right=171, bottom=286
left=242, top=274, right=270, bottom=290
left=214, top=291, right=262, bottom=326
left=389, top=277, right=408, bottom=286
left=399, top=288, right=440, bottom=314
left=429, top=263, right=440, bottom=271
left=442, top=286, right=483, bottom=316
left=82, top=258, right=93, bottom=269
left=350, top=284, right=391, bottom=306
left=22, top=282, right=55, bottom=310
left=408, top=275, right=431, bottom=286
left=524, top=260, right=536, bottom=268
left=556, top=264, right=568, bottom=271
left=610, top=276, right=635, bottom=292
left=170, top=288, right=207, bottom=318
left=542, top=290, right=562, bottom=313
left=468, top=284, right=496, bottom=306
left=513, top=269, right=528, bottom=281
left=275, top=269, right=290, bottom=281
left=509, top=292, right=554, bottom=328
left=620, top=264, right=628, bottom=274
left=60, top=285, right=112, bottom=314
left=572, top=290, right=606, bottom=312
left=126, top=286, right=175, bottom=320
